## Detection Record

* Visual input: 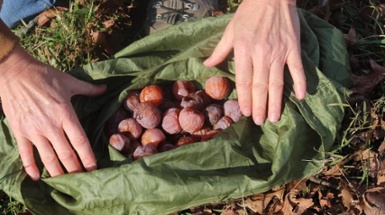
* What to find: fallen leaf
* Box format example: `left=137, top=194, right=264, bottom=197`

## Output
left=361, top=149, right=379, bottom=178
left=102, top=17, right=115, bottom=28
left=37, top=6, right=68, bottom=26
left=239, top=186, right=285, bottom=214
left=377, top=169, right=385, bottom=186
left=348, top=59, right=385, bottom=104
left=362, top=187, right=385, bottom=214
left=338, top=179, right=356, bottom=210
left=220, top=209, right=237, bottom=215
left=282, top=189, right=314, bottom=215
left=344, top=27, right=357, bottom=47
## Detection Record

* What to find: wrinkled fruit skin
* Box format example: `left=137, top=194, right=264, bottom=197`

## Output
left=180, top=90, right=211, bottom=111
left=172, top=80, right=196, bottom=101
left=177, top=135, right=200, bottom=146
left=109, top=133, right=131, bottom=155
left=214, top=115, right=234, bottom=130
left=161, top=108, right=182, bottom=135
left=200, top=129, right=220, bottom=141
left=204, top=104, right=223, bottom=125
left=133, top=102, right=162, bottom=129
left=140, top=84, right=164, bottom=106
left=141, top=128, right=166, bottom=148
left=118, top=118, right=143, bottom=139
left=107, top=78, right=240, bottom=159
left=205, top=76, right=230, bottom=100
left=133, top=145, right=158, bottom=160
left=223, top=99, right=243, bottom=122
left=123, top=90, right=141, bottom=112
left=179, top=107, right=205, bottom=133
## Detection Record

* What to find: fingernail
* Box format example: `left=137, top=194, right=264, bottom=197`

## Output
left=203, top=58, right=211, bottom=66
left=269, top=114, right=280, bottom=123
left=242, top=107, right=251, bottom=117
left=85, top=164, right=97, bottom=172
left=254, top=116, right=265, bottom=125
left=31, top=172, right=40, bottom=181
left=296, top=87, right=306, bottom=100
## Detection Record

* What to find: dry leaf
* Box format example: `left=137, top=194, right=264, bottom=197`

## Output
left=239, top=187, right=285, bottom=214
left=362, top=187, right=385, bottom=214
left=281, top=189, right=314, bottom=215
left=240, top=194, right=264, bottom=213
left=102, top=17, right=115, bottom=28
left=377, top=169, right=385, bottom=186
left=37, top=6, right=68, bottom=26
left=344, top=27, right=357, bottom=47
left=361, top=150, right=379, bottom=178
left=349, top=59, right=385, bottom=104
left=338, top=179, right=356, bottom=210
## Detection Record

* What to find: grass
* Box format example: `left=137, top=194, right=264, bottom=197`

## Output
left=17, top=1, right=99, bottom=71
left=2, top=0, right=385, bottom=214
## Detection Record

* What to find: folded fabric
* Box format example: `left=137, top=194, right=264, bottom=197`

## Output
left=0, top=9, right=352, bottom=215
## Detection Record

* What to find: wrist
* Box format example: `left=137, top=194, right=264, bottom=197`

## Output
left=0, top=45, right=34, bottom=87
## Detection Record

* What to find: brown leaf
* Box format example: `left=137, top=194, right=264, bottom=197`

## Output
left=240, top=194, right=264, bottom=213
left=239, top=186, right=285, bottom=214
left=344, top=27, right=357, bottom=47
left=377, top=169, right=385, bottom=186
left=37, top=6, right=68, bottom=26
left=281, top=189, right=314, bottom=215
left=102, top=17, right=115, bottom=29
left=338, top=179, right=357, bottom=210
left=348, top=59, right=385, bottom=104
left=212, top=10, right=224, bottom=17
left=362, top=187, right=385, bottom=214
left=220, top=209, right=237, bottom=215
left=87, top=26, right=118, bottom=54
left=379, top=141, right=385, bottom=157
left=361, top=149, right=380, bottom=178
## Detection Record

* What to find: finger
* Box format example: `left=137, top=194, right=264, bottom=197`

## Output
left=268, top=59, right=285, bottom=122
left=204, top=21, right=235, bottom=67
left=234, top=43, right=253, bottom=117
left=251, top=51, right=269, bottom=125
left=71, top=79, right=107, bottom=97
left=33, top=136, right=65, bottom=177
left=15, top=135, right=40, bottom=181
left=287, top=49, right=306, bottom=100
left=62, top=110, right=97, bottom=172
left=46, top=127, right=83, bottom=174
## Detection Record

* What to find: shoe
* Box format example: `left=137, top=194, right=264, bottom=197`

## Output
left=145, top=0, right=219, bottom=34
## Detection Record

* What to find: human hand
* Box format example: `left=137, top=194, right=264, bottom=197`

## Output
left=0, top=45, right=106, bottom=180
left=204, top=0, right=306, bottom=125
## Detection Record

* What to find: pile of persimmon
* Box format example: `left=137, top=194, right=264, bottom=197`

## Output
left=104, top=76, right=243, bottom=160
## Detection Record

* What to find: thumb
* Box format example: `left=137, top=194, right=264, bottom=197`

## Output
left=204, top=21, right=235, bottom=67
left=72, top=79, right=107, bottom=97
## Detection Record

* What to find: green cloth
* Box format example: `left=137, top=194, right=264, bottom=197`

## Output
left=0, top=9, right=352, bottom=215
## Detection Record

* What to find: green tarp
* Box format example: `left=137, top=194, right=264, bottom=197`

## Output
left=0, top=9, right=352, bottom=214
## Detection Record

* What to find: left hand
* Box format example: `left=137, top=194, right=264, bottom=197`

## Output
left=204, top=0, right=306, bottom=125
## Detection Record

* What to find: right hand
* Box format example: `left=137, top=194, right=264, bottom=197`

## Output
left=0, top=45, right=106, bottom=181
left=204, top=0, right=306, bottom=125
